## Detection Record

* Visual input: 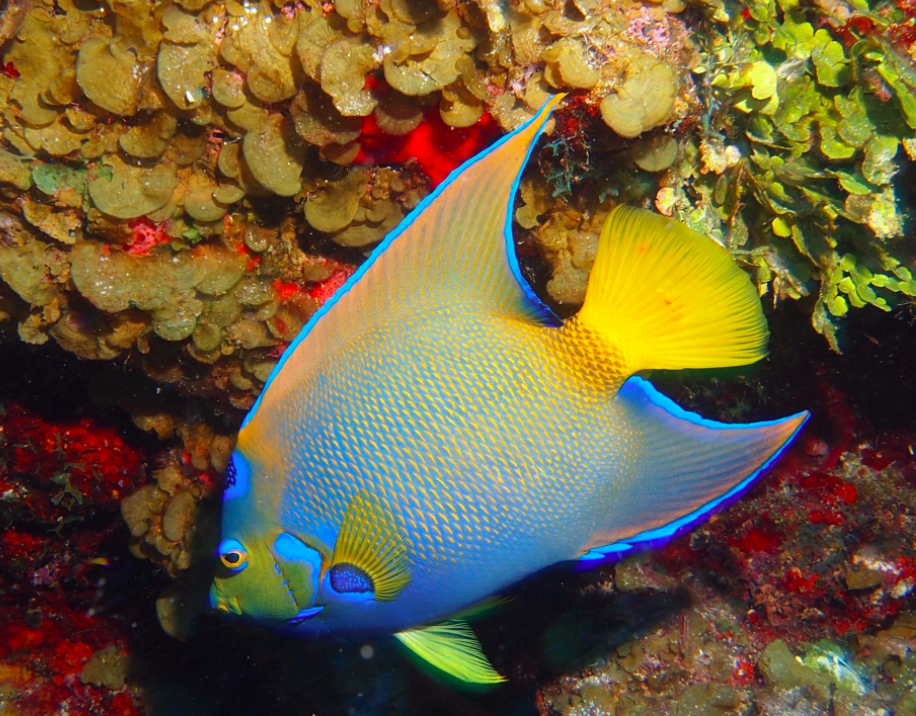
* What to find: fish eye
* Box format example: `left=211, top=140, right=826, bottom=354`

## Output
left=218, top=539, right=248, bottom=572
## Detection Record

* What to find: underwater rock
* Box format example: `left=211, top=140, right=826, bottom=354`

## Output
left=614, top=552, right=678, bottom=592
left=845, top=566, right=884, bottom=591
left=758, top=639, right=834, bottom=701
left=80, top=646, right=129, bottom=691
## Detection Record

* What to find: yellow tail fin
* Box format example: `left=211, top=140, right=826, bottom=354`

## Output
left=577, top=206, right=768, bottom=374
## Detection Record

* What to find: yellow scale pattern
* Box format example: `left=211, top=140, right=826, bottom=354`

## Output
left=238, top=305, right=638, bottom=633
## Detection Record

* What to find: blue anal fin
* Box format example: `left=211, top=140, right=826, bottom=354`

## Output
left=580, top=376, right=809, bottom=563
left=289, top=606, right=323, bottom=626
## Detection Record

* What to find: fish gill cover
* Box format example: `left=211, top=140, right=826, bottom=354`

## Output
left=0, top=0, right=914, bottom=714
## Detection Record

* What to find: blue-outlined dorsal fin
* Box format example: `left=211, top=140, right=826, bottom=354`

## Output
left=580, top=377, right=808, bottom=561
left=242, top=96, right=566, bottom=429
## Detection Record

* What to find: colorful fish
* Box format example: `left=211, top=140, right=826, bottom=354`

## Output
left=210, top=95, right=808, bottom=684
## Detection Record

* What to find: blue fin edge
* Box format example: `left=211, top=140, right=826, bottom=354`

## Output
left=578, top=376, right=809, bottom=565
left=243, top=99, right=563, bottom=429
left=501, top=115, right=563, bottom=328
left=289, top=606, right=323, bottom=625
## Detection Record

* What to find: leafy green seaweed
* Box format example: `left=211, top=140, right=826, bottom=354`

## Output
left=686, top=0, right=914, bottom=350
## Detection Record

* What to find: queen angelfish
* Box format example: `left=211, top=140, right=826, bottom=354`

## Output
left=210, top=95, right=808, bottom=684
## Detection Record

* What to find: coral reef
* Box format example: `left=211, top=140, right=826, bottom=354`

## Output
left=0, top=0, right=710, bottom=411
left=0, top=0, right=915, bottom=714
left=0, top=398, right=146, bottom=716
left=0, top=0, right=911, bottom=397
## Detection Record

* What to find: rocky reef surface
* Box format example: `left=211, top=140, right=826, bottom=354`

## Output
left=1, top=0, right=916, bottom=714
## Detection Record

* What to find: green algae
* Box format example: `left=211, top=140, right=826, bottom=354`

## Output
left=32, top=163, right=87, bottom=198
left=800, top=640, right=871, bottom=695
left=686, top=0, right=916, bottom=351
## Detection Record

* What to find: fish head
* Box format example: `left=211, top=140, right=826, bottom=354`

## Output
left=210, top=450, right=326, bottom=625
left=209, top=527, right=326, bottom=623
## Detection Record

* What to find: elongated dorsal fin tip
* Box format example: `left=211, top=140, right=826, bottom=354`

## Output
left=242, top=94, right=568, bottom=431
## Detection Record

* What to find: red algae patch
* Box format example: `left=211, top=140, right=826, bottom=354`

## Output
left=356, top=108, right=501, bottom=188
left=0, top=401, right=145, bottom=521
left=0, top=402, right=147, bottom=716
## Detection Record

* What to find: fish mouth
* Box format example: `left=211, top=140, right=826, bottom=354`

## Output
left=209, top=580, right=242, bottom=615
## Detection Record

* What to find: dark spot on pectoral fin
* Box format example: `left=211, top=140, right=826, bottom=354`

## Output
left=329, top=490, right=411, bottom=601
left=328, top=563, right=373, bottom=594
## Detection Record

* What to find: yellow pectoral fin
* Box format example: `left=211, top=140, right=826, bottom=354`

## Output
left=327, top=490, right=411, bottom=601
left=578, top=206, right=769, bottom=375
left=394, top=620, right=506, bottom=684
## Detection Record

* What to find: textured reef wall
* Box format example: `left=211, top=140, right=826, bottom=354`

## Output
left=0, top=0, right=704, bottom=414
left=0, top=0, right=913, bottom=374
left=1, top=0, right=916, bottom=714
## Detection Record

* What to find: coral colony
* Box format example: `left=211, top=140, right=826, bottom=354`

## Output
left=0, top=0, right=915, bottom=713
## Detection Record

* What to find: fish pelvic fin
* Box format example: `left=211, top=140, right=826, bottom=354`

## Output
left=581, top=377, right=808, bottom=560
left=394, top=619, right=505, bottom=684
left=326, top=490, right=411, bottom=602
left=575, top=206, right=769, bottom=376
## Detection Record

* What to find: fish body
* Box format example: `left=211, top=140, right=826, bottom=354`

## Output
left=211, top=96, right=807, bottom=682
left=238, top=312, right=630, bottom=634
